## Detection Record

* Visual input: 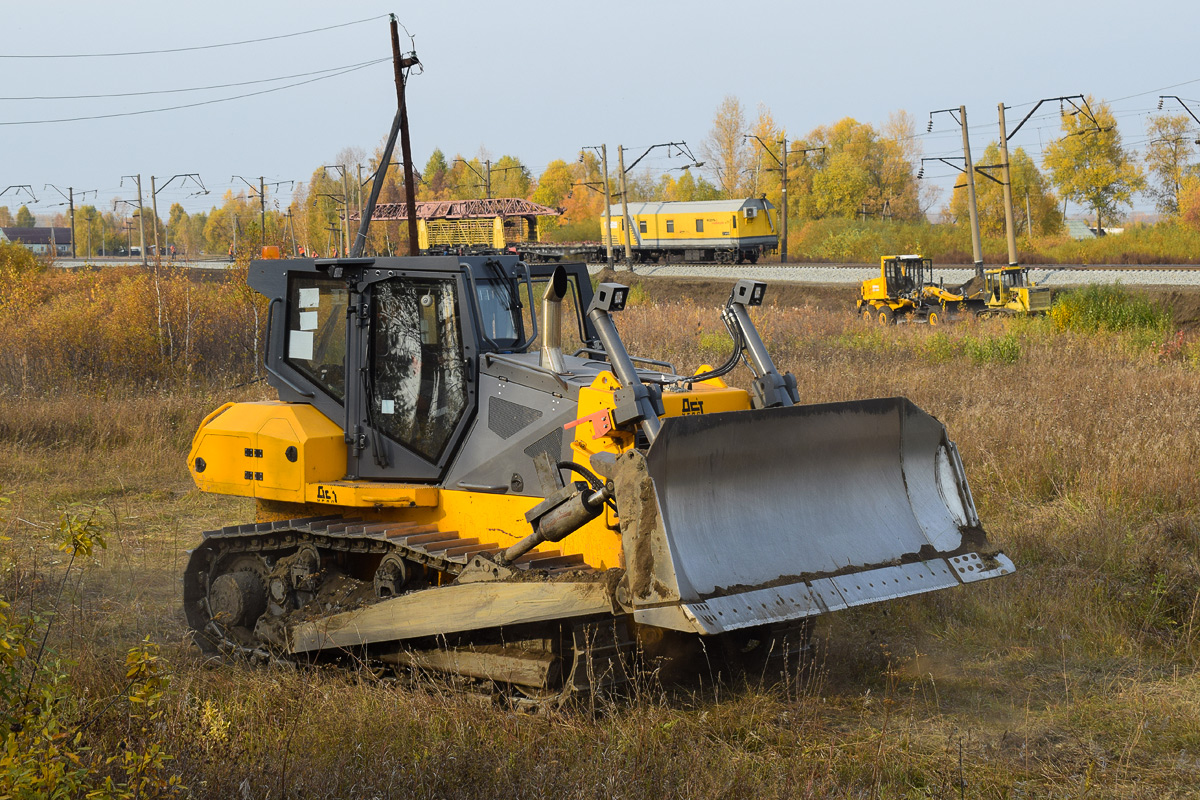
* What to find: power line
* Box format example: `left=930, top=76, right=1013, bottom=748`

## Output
left=0, top=59, right=385, bottom=101
left=0, top=14, right=388, bottom=59
left=0, top=59, right=388, bottom=127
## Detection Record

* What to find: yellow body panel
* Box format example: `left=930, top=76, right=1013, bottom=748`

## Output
left=188, top=402, right=345, bottom=503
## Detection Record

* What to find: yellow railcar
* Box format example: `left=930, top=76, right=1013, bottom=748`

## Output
left=607, top=198, right=777, bottom=263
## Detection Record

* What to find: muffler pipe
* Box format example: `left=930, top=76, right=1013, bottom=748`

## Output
left=539, top=265, right=568, bottom=374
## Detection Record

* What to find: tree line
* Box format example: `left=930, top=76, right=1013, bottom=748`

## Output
left=5, top=93, right=1195, bottom=258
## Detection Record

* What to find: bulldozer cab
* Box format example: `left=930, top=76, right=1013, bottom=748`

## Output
left=883, top=255, right=932, bottom=298
left=254, top=255, right=597, bottom=483
left=985, top=266, right=1020, bottom=304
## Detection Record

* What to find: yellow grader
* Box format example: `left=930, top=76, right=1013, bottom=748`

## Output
left=857, top=255, right=964, bottom=324
left=185, top=255, right=1013, bottom=698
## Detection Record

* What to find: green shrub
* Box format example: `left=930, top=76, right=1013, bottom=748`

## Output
left=1050, top=284, right=1172, bottom=334
left=963, top=332, right=1021, bottom=364
left=919, top=331, right=960, bottom=363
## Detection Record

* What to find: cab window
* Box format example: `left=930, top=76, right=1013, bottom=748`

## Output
left=474, top=279, right=522, bottom=350
left=371, top=278, right=468, bottom=462
left=286, top=275, right=348, bottom=402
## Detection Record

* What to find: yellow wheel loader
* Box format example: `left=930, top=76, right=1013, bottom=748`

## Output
left=857, top=255, right=962, bottom=324
left=184, top=255, right=1013, bottom=697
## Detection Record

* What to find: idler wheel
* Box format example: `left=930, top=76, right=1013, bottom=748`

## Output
left=373, top=553, right=408, bottom=598
left=209, top=570, right=267, bottom=627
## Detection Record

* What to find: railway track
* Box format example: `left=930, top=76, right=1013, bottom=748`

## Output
left=49, top=256, right=1200, bottom=287
left=586, top=262, right=1200, bottom=288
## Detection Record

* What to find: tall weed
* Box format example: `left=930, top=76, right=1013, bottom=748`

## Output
left=1051, top=284, right=1172, bottom=334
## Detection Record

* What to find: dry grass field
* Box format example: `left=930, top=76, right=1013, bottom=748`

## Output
left=3, top=259, right=1200, bottom=797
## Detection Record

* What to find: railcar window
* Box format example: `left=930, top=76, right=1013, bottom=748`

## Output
left=666, top=220, right=674, bottom=233
left=696, top=219, right=704, bottom=233
left=639, top=220, right=647, bottom=234
left=285, top=275, right=348, bottom=402
left=371, top=278, right=468, bottom=462
left=732, top=216, right=737, bottom=229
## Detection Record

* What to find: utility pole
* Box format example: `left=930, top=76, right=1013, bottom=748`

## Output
left=388, top=14, right=420, bottom=256
left=150, top=176, right=161, bottom=263
left=744, top=136, right=821, bottom=265
left=617, top=146, right=632, bottom=265
left=779, top=137, right=788, bottom=263
left=120, top=174, right=148, bottom=266
left=356, top=164, right=364, bottom=241
left=340, top=168, right=350, bottom=255
left=997, top=103, right=1018, bottom=267
left=46, top=184, right=95, bottom=259
left=352, top=20, right=424, bottom=261
left=260, top=177, right=267, bottom=249
left=600, top=145, right=613, bottom=268
left=1025, top=190, right=1033, bottom=240
left=958, top=107, right=983, bottom=277
left=147, top=174, right=206, bottom=263
left=286, top=209, right=298, bottom=256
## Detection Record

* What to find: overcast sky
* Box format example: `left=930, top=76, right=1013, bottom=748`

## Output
left=4, top=0, right=1197, bottom=223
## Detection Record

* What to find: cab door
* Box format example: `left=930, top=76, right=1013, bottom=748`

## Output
left=348, top=270, right=479, bottom=482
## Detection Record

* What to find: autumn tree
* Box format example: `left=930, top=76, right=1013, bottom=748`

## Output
left=799, top=117, right=920, bottom=220
left=446, top=154, right=487, bottom=199
left=1043, top=97, right=1144, bottom=231
left=701, top=95, right=751, bottom=197
left=655, top=169, right=720, bottom=202
left=421, top=149, right=451, bottom=200
left=14, top=205, right=35, bottom=227
left=744, top=104, right=784, bottom=207
left=531, top=159, right=576, bottom=210
left=489, top=155, right=531, bottom=199
left=554, top=151, right=620, bottom=239
left=1143, top=113, right=1197, bottom=216
left=948, top=143, right=1061, bottom=236
left=1178, top=175, right=1200, bottom=231
left=0, top=207, right=12, bottom=227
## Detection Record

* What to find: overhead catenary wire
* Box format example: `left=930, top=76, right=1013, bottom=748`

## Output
left=0, top=59, right=389, bottom=127
left=0, top=59, right=388, bottom=101
left=0, top=14, right=388, bottom=59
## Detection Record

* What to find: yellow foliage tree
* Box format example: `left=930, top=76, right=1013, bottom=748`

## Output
left=1143, top=113, right=1196, bottom=216
left=701, top=95, right=751, bottom=198
left=799, top=116, right=921, bottom=221
left=1043, top=96, right=1144, bottom=230
left=948, top=143, right=1061, bottom=236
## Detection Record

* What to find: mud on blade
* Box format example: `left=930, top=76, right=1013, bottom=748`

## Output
left=614, top=396, right=1014, bottom=634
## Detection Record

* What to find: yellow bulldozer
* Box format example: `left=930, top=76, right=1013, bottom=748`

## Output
left=184, top=255, right=1013, bottom=698
left=973, top=265, right=1052, bottom=316
left=857, top=255, right=963, bottom=325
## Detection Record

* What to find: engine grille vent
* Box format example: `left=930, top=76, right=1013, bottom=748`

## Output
left=489, top=397, right=543, bottom=439
left=523, top=428, right=563, bottom=464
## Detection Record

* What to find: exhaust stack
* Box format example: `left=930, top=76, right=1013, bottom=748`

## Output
left=540, top=265, right=569, bottom=374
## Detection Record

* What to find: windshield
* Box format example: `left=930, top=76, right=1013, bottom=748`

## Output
left=474, top=279, right=523, bottom=349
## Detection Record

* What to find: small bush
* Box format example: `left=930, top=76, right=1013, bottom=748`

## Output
left=1050, top=284, right=1172, bottom=334
left=963, top=331, right=1021, bottom=364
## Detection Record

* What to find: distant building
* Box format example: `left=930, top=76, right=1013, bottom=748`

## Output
left=1064, top=219, right=1097, bottom=240
left=0, top=227, right=72, bottom=256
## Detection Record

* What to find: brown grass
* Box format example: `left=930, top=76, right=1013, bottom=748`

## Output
left=3, top=273, right=1200, bottom=797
